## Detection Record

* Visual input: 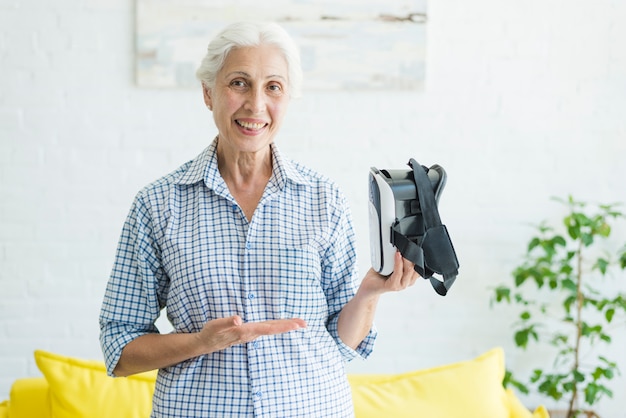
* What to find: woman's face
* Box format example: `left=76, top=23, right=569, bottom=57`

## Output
left=204, top=44, right=291, bottom=156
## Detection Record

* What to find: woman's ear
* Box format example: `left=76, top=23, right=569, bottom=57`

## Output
left=202, top=83, right=213, bottom=110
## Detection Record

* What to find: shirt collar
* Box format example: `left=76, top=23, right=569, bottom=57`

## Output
left=270, top=142, right=311, bottom=188
left=174, top=137, right=311, bottom=190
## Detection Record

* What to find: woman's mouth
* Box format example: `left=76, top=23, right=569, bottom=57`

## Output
left=236, top=120, right=268, bottom=131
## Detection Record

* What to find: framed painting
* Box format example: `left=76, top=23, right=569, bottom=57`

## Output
left=135, top=0, right=427, bottom=90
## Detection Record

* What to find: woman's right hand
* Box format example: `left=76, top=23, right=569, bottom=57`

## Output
left=196, top=315, right=307, bottom=353
left=114, top=316, right=306, bottom=377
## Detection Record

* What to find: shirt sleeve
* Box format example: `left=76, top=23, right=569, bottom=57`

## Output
left=321, top=188, right=377, bottom=362
left=99, top=191, right=168, bottom=376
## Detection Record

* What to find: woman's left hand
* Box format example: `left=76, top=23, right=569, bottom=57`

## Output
left=360, top=251, right=420, bottom=296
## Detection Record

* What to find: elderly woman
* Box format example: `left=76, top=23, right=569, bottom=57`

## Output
left=100, top=21, right=418, bottom=417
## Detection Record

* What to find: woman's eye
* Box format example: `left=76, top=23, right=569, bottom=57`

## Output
left=230, top=80, right=247, bottom=88
left=268, top=84, right=283, bottom=93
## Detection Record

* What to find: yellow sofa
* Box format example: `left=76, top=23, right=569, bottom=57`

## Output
left=0, top=347, right=548, bottom=418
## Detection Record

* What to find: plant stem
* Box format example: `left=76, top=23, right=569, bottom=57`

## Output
left=568, top=239, right=584, bottom=418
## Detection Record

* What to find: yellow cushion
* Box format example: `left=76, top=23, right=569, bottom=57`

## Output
left=0, top=401, right=8, bottom=418
left=34, top=350, right=157, bottom=418
left=8, top=377, right=50, bottom=418
left=506, top=388, right=550, bottom=418
left=348, top=347, right=514, bottom=418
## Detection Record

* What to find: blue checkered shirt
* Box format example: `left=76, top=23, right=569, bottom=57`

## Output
left=99, top=139, right=377, bottom=417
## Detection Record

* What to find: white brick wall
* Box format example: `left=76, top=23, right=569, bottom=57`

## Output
left=1, top=0, right=625, bottom=415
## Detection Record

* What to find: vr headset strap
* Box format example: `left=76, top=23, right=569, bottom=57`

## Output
left=391, top=159, right=459, bottom=296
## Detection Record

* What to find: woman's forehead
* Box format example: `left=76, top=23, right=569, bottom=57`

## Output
left=221, top=45, right=288, bottom=79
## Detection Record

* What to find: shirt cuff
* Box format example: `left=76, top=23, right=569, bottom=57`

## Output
left=327, top=315, right=378, bottom=362
left=100, top=323, right=153, bottom=377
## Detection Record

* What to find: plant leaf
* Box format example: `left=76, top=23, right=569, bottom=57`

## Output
left=596, top=222, right=611, bottom=237
left=594, top=258, right=609, bottom=275
left=514, top=330, right=529, bottom=348
left=493, top=286, right=511, bottom=303
left=605, top=308, right=615, bottom=323
left=561, top=279, right=577, bottom=292
left=528, top=237, right=541, bottom=252
left=585, top=382, right=600, bottom=404
left=581, top=233, right=594, bottom=246
left=573, top=370, right=585, bottom=382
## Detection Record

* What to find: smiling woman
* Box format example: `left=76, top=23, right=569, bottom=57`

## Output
left=197, top=24, right=300, bottom=221
left=99, top=21, right=420, bottom=418
left=203, top=45, right=290, bottom=168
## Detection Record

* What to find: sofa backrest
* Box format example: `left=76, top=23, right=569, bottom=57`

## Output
left=8, top=377, right=50, bottom=418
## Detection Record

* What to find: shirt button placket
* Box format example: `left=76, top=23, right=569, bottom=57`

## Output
left=243, top=233, right=263, bottom=409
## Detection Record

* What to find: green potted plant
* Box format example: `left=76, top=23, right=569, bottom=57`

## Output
left=491, top=196, right=626, bottom=418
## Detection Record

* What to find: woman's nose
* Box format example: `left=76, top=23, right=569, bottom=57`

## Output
left=244, top=88, right=265, bottom=113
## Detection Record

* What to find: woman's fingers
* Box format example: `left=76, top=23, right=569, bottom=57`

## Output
left=387, top=251, right=419, bottom=290
left=402, top=255, right=420, bottom=286
left=200, top=316, right=306, bottom=352
left=243, top=318, right=306, bottom=339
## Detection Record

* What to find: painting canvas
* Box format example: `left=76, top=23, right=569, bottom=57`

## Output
left=135, top=0, right=427, bottom=90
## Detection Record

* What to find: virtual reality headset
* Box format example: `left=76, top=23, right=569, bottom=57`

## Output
left=368, top=158, right=459, bottom=296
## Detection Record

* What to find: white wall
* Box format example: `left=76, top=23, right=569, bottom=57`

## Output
left=1, top=0, right=625, bottom=415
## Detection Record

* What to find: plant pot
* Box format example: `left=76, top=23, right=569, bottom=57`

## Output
left=547, top=410, right=599, bottom=418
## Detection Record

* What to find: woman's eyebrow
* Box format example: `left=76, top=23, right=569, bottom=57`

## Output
left=226, top=71, right=286, bottom=81
left=226, top=71, right=251, bottom=78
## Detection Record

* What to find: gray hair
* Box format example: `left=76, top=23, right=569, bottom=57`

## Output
left=196, top=21, right=303, bottom=98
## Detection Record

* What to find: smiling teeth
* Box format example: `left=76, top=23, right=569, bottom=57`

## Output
left=238, top=120, right=266, bottom=130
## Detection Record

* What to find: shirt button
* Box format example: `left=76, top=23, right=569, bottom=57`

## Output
left=245, top=242, right=251, bottom=250
left=248, top=292, right=255, bottom=300
left=255, top=391, right=263, bottom=398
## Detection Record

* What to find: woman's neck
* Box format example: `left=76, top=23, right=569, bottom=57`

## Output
left=216, top=140, right=273, bottom=221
